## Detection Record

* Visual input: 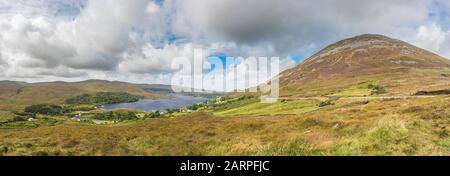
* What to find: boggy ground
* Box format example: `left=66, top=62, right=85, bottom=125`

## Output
left=1, top=95, right=450, bottom=156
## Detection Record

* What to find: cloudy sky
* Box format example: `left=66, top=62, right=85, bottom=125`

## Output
left=0, top=0, right=450, bottom=89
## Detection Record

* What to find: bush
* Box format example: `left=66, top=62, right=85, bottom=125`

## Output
left=65, top=92, right=142, bottom=105
left=237, top=95, right=255, bottom=101
left=94, top=111, right=138, bottom=121
left=12, top=116, right=28, bottom=122
left=187, top=102, right=207, bottom=111
left=0, top=146, right=8, bottom=155
left=24, top=104, right=69, bottom=115
left=71, top=105, right=96, bottom=112
left=145, top=111, right=161, bottom=118
left=318, top=100, right=334, bottom=107
left=368, top=84, right=386, bottom=95
left=0, top=121, right=40, bottom=128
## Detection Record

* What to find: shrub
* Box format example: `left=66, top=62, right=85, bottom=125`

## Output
left=145, top=111, right=161, bottom=118
left=24, top=104, right=69, bottom=115
left=94, top=111, right=138, bottom=121
left=0, top=146, right=8, bottom=155
left=317, top=100, right=334, bottom=107
left=368, top=84, right=386, bottom=95
left=0, top=121, right=39, bottom=128
left=71, top=105, right=96, bottom=112
left=12, top=116, right=28, bottom=122
left=237, top=95, right=255, bottom=101
left=187, top=102, right=207, bottom=111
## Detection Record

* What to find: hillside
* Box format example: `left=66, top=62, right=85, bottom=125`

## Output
left=278, top=34, right=450, bottom=97
left=0, top=80, right=165, bottom=111
left=2, top=34, right=450, bottom=156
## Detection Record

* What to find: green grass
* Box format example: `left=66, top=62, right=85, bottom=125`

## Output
left=0, top=111, right=15, bottom=122
left=330, top=81, right=379, bottom=97
left=213, top=99, right=319, bottom=116
left=1, top=89, right=450, bottom=156
left=330, top=117, right=414, bottom=156
left=0, top=96, right=450, bottom=155
left=0, top=116, right=59, bottom=129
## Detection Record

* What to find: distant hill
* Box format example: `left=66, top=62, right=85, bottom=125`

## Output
left=0, top=80, right=166, bottom=111
left=278, top=34, right=450, bottom=97
left=139, top=84, right=224, bottom=99
left=0, top=81, right=28, bottom=95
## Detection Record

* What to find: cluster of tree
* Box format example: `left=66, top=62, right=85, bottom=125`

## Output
left=65, top=92, right=143, bottom=105
left=70, top=105, right=96, bottom=112
left=0, top=112, right=32, bottom=126
left=93, top=111, right=138, bottom=121
left=11, top=116, right=30, bottom=122
left=24, top=104, right=71, bottom=116
left=317, top=100, right=335, bottom=107
left=144, top=111, right=162, bottom=118
left=236, top=95, right=256, bottom=101
left=0, top=116, right=31, bottom=126
left=186, top=103, right=205, bottom=111
left=0, top=114, right=57, bottom=128
left=144, top=109, right=180, bottom=119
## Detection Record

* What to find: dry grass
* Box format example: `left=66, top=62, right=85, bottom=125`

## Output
left=0, top=81, right=165, bottom=111
left=1, top=95, right=449, bottom=156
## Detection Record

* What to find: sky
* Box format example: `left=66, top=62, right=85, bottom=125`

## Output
left=0, top=0, right=450, bottom=90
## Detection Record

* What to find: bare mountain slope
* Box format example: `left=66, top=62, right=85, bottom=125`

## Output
left=279, top=34, right=450, bottom=97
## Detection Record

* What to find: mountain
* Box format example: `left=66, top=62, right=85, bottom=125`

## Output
left=278, top=34, right=450, bottom=97
left=0, top=80, right=166, bottom=111
left=0, top=81, right=28, bottom=94
left=139, top=84, right=224, bottom=98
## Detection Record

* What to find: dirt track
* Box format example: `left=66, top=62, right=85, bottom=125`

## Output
left=279, top=95, right=438, bottom=100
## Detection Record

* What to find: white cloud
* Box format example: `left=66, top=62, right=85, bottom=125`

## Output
left=0, top=0, right=154, bottom=71
left=171, top=0, right=432, bottom=54
left=414, top=24, right=446, bottom=51
left=119, top=44, right=196, bottom=74
left=146, top=1, right=160, bottom=14
left=0, top=0, right=449, bottom=87
left=413, top=24, right=450, bottom=58
left=37, top=66, right=88, bottom=78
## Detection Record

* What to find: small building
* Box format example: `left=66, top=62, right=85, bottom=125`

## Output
left=159, top=110, right=168, bottom=115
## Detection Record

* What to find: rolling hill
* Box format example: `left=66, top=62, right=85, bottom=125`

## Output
left=0, top=80, right=165, bottom=111
left=2, top=34, right=450, bottom=156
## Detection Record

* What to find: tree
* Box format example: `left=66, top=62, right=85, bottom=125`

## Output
left=24, top=104, right=69, bottom=115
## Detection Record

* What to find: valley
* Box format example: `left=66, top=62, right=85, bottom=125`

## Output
left=1, top=34, right=450, bottom=156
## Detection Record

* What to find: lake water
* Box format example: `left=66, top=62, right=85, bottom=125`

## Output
left=102, top=94, right=209, bottom=111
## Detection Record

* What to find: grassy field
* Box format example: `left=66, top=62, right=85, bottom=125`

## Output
left=0, top=76, right=449, bottom=156
left=0, top=111, right=15, bottom=122
left=329, top=81, right=379, bottom=97
left=1, top=94, right=450, bottom=156
left=213, top=99, right=318, bottom=116
left=2, top=35, right=450, bottom=156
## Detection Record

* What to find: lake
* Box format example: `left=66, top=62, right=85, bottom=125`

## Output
left=102, top=94, right=209, bottom=111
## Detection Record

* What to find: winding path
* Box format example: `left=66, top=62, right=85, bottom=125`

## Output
left=278, top=95, right=438, bottom=100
